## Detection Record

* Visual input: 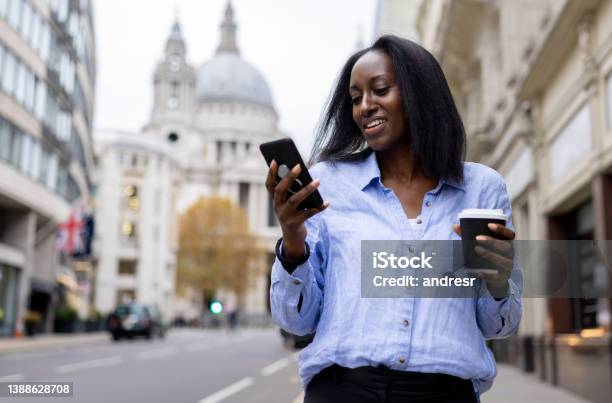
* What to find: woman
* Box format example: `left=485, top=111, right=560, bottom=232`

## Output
left=266, top=35, right=521, bottom=403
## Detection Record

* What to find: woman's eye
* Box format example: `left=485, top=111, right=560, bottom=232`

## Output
left=351, top=96, right=362, bottom=105
left=374, top=87, right=390, bottom=96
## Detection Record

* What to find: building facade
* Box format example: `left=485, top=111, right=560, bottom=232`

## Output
left=404, top=0, right=612, bottom=401
left=142, top=3, right=283, bottom=322
left=93, top=130, right=180, bottom=320
left=0, top=0, right=96, bottom=336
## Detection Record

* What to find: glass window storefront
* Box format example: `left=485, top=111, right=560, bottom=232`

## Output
left=0, top=264, right=18, bottom=337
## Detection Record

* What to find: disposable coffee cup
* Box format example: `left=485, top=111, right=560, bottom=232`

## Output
left=458, top=209, right=507, bottom=273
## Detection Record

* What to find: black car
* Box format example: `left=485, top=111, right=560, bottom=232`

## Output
left=107, top=303, right=166, bottom=341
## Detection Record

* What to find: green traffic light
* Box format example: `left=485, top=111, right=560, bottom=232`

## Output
left=210, top=301, right=223, bottom=314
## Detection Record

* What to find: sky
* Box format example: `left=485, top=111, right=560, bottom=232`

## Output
left=93, top=0, right=379, bottom=156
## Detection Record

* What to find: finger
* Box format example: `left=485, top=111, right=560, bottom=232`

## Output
left=287, top=179, right=320, bottom=208
left=488, top=223, right=515, bottom=240
left=265, top=160, right=278, bottom=194
left=453, top=224, right=462, bottom=236
left=475, top=235, right=513, bottom=257
left=274, top=164, right=301, bottom=205
left=474, top=245, right=513, bottom=272
left=301, top=201, right=330, bottom=220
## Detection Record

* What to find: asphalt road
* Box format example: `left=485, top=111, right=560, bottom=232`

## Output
left=0, top=328, right=304, bottom=403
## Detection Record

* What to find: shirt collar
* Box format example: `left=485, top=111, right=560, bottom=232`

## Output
left=356, top=150, right=466, bottom=193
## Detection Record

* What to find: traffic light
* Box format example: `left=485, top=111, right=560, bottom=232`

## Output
left=210, top=300, right=223, bottom=315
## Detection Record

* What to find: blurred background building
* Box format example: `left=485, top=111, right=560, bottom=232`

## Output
left=92, top=129, right=180, bottom=320
left=0, top=0, right=96, bottom=336
left=376, top=0, right=612, bottom=401
left=130, top=2, right=283, bottom=323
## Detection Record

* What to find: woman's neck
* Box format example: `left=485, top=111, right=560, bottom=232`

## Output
left=375, top=146, right=437, bottom=189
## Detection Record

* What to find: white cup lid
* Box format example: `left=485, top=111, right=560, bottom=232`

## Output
left=458, top=208, right=507, bottom=221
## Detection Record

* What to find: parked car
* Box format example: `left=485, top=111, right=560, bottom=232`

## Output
left=107, top=303, right=167, bottom=341
left=280, top=328, right=314, bottom=349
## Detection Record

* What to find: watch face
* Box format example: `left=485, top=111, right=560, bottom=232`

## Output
left=170, top=61, right=180, bottom=72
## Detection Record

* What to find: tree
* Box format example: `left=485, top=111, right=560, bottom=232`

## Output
left=177, top=196, right=261, bottom=303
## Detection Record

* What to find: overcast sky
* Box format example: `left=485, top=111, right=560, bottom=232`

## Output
left=93, top=0, right=378, bottom=156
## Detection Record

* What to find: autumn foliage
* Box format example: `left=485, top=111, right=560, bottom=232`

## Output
left=177, top=196, right=261, bottom=299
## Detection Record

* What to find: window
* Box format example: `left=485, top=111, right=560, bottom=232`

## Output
left=34, top=80, right=46, bottom=119
left=549, top=104, right=592, bottom=180
left=19, top=134, right=31, bottom=173
left=0, top=45, right=4, bottom=77
left=30, top=141, right=41, bottom=179
left=606, top=73, right=612, bottom=130
left=0, top=120, right=10, bottom=161
left=116, top=289, right=136, bottom=306
left=46, top=153, right=58, bottom=190
left=15, top=62, right=26, bottom=104
left=20, top=1, right=31, bottom=42
left=9, top=128, right=21, bottom=166
left=30, top=12, right=40, bottom=51
left=0, top=0, right=8, bottom=18
left=121, top=221, right=136, bottom=237
left=24, top=70, right=35, bottom=111
left=123, top=185, right=139, bottom=211
left=40, top=25, right=50, bottom=62
left=216, top=141, right=222, bottom=163
left=267, top=195, right=278, bottom=227
left=118, top=260, right=137, bottom=275
left=2, top=52, right=16, bottom=95
left=239, top=182, right=249, bottom=211
left=8, top=0, right=22, bottom=29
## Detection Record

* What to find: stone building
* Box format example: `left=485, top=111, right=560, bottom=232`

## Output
left=0, top=0, right=96, bottom=336
left=93, top=129, right=180, bottom=320
left=141, top=2, right=284, bottom=321
left=411, top=0, right=612, bottom=401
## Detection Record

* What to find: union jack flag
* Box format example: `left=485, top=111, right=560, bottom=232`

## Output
left=57, top=204, right=94, bottom=258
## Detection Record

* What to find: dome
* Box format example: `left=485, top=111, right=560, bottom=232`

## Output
left=196, top=53, right=274, bottom=109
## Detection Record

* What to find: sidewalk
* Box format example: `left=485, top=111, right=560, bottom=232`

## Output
left=0, top=332, right=109, bottom=356
left=483, top=364, right=593, bottom=403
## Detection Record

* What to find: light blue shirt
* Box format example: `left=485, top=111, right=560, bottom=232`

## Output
left=270, top=150, right=522, bottom=398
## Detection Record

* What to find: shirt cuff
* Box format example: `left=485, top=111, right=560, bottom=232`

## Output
left=479, top=279, right=519, bottom=333
left=271, top=255, right=314, bottom=297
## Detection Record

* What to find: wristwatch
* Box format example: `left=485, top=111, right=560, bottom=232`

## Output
left=275, top=237, right=310, bottom=274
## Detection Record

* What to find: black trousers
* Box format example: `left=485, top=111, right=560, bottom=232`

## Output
left=304, top=364, right=478, bottom=403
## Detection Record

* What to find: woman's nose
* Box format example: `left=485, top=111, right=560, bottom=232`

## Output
left=360, top=94, right=378, bottom=116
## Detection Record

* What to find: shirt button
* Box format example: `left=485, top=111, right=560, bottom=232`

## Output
left=403, top=319, right=409, bottom=327
left=416, top=218, right=422, bottom=224
left=425, top=201, right=432, bottom=207
left=292, top=280, right=301, bottom=285
left=399, top=357, right=406, bottom=364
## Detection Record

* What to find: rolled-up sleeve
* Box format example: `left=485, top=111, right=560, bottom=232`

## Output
left=476, top=175, right=522, bottom=339
left=270, top=214, right=328, bottom=336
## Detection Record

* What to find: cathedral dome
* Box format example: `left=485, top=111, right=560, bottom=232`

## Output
left=196, top=53, right=274, bottom=108
left=195, top=1, right=274, bottom=109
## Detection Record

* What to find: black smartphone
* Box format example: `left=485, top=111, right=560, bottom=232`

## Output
left=259, top=138, right=324, bottom=210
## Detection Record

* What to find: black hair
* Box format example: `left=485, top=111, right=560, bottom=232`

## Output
left=310, top=35, right=466, bottom=184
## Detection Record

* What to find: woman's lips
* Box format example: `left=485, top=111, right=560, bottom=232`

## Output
left=364, top=121, right=386, bottom=137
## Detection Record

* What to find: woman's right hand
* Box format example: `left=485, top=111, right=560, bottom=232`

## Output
left=265, top=160, right=329, bottom=259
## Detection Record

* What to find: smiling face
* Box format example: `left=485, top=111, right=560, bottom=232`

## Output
left=349, top=50, right=408, bottom=151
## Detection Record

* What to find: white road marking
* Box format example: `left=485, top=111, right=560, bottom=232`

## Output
left=0, top=373, right=24, bottom=382
left=260, top=357, right=290, bottom=376
left=137, top=347, right=177, bottom=360
left=292, top=391, right=304, bottom=403
left=56, top=356, right=122, bottom=374
left=197, top=377, right=254, bottom=403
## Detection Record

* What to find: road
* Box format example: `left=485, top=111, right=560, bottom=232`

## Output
left=0, top=328, right=303, bottom=403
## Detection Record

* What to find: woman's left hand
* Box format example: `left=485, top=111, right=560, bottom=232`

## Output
left=452, top=223, right=515, bottom=298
